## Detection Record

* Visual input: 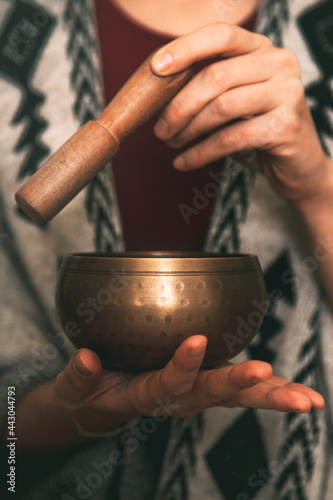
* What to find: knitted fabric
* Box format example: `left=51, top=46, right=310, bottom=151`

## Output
left=0, top=0, right=332, bottom=499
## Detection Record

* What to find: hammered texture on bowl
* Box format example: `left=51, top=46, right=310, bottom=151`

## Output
left=56, top=252, right=266, bottom=370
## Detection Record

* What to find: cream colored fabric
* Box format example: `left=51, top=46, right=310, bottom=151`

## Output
left=0, top=0, right=332, bottom=499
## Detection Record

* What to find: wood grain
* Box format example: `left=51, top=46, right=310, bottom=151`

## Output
left=15, top=51, right=193, bottom=224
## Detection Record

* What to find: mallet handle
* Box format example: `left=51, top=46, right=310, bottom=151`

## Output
left=15, top=51, right=192, bottom=224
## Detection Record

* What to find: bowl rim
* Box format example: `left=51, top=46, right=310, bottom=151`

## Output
left=70, top=251, right=253, bottom=259
left=58, top=252, right=263, bottom=275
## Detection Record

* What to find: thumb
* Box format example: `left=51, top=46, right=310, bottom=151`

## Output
left=54, top=348, right=103, bottom=411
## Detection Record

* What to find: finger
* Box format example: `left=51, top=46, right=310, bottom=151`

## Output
left=172, top=108, right=289, bottom=171
left=166, top=80, right=280, bottom=148
left=152, top=335, right=208, bottom=397
left=227, top=381, right=315, bottom=413
left=195, top=360, right=273, bottom=405
left=151, top=23, right=271, bottom=75
left=265, top=378, right=325, bottom=410
left=54, top=349, right=103, bottom=411
left=173, top=361, right=272, bottom=416
left=154, top=50, right=281, bottom=140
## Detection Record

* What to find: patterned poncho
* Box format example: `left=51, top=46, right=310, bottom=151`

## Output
left=0, top=0, right=333, bottom=499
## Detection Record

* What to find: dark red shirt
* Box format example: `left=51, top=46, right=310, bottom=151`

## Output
left=95, top=0, right=257, bottom=251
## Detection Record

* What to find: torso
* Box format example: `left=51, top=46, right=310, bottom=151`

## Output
left=109, top=0, right=260, bottom=37
left=96, top=0, right=259, bottom=251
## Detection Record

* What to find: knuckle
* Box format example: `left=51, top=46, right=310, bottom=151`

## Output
left=171, top=384, right=193, bottom=397
left=217, top=127, right=238, bottom=149
left=158, top=373, right=181, bottom=397
left=237, top=126, right=251, bottom=146
left=278, top=48, right=301, bottom=75
left=158, top=368, right=171, bottom=390
left=287, top=114, right=302, bottom=137
left=216, top=130, right=227, bottom=150
left=206, top=392, right=223, bottom=405
left=169, top=387, right=186, bottom=397
left=159, top=372, right=193, bottom=397
left=259, top=34, right=273, bottom=48
left=213, top=23, right=236, bottom=47
left=288, top=53, right=302, bottom=76
left=167, top=97, right=183, bottom=121
left=65, top=371, right=83, bottom=392
left=212, top=94, right=233, bottom=119
left=189, top=146, right=205, bottom=165
left=207, top=22, right=235, bottom=51
left=203, top=63, right=225, bottom=90
left=286, top=77, right=305, bottom=104
left=274, top=105, right=302, bottom=138
left=265, top=386, right=282, bottom=405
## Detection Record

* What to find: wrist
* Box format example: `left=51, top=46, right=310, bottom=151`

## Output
left=292, top=156, right=333, bottom=219
left=69, top=410, right=141, bottom=438
left=68, top=406, right=140, bottom=438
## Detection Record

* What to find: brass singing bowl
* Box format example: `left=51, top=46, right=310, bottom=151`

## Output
left=56, top=252, right=266, bottom=371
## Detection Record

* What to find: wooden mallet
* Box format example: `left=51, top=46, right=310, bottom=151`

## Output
left=15, top=50, right=192, bottom=224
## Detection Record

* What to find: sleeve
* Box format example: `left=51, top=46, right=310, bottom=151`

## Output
left=0, top=230, right=69, bottom=437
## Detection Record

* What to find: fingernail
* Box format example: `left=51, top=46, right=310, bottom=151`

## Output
left=189, top=341, right=207, bottom=357
left=74, top=352, right=92, bottom=376
left=154, top=118, right=169, bottom=138
left=174, top=156, right=186, bottom=170
left=151, top=52, right=173, bottom=73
